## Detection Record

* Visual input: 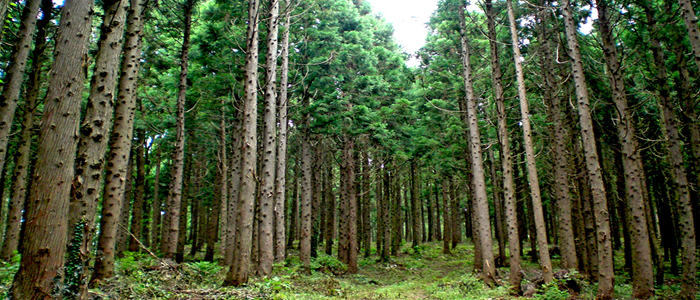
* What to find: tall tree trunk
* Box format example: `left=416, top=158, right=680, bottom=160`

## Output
left=410, top=161, right=421, bottom=248
left=382, top=166, right=391, bottom=258
left=596, top=0, right=654, bottom=297
left=298, top=105, right=313, bottom=266
left=362, top=152, right=371, bottom=257
left=258, top=0, right=280, bottom=276
left=9, top=0, right=93, bottom=297
left=0, top=0, right=42, bottom=177
left=224, top=0, right=261, bottom=285
left=151, top=144, right=163, bottom=249
left=487, top=148, right=506, bottom=265
left=274, top=0, right=292, bottom=263
left=0, top=0, right=52, bottom=262
left=457, top=0, right=496, bottom=284
left=560, top=0, right=614, bottom=297
left=344, top=137, right=358, bottom=273
left=89, top=0, right=148, bottom=285
left=162, top=0, right=195, bottom=259
left=115, top=155, right=134, bottom=257
left=506, top=0, right=552, bottom=282
left=206, top=98, right=228, bottom=262
left=538, top=5, right=576, bottom=270
left=442, top=179, right=452, bottom=254
left=175, top=153, right=192, bottom=263
left=225, top=113, right=243, bottom=265
left=128, top=130, right=147, bottom=252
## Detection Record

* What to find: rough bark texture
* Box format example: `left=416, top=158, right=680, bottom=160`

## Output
left=151, top=146, right=163, bottom=249
left=538, top=6, right=577, bottom=270
left=224, top=0, right=260, bottom=285
left=457, top=0, right=496, bottom=285
left=506, top=0, right=552, bottom=283
left=162, top=0, right=194, bottom=259
left=274, top=0, right=292, bottom=263
left=0, top=0, right=42, bottom=180
left=442, top=180, right=452, bottom=254
left=596, top=0, right=654, bottom=297
left=89, top=0, right=148, bottom=285
left=258, top=0, right=280, bottom=276
left=344, top=137, right=358, bottom=273
left=560, top=0, right=614, bottom=297
left=8, top=0, right=93, bottom=298
left=0, top=0, right=52, bottom=262
left=225, top=115, right=242, bottom=266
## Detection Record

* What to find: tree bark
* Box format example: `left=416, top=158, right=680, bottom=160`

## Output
left=257, top=0, right=280, bottom=276
left=274, top=0, right=292, bottom=263
left=128, top=130, right=147, bottom=252
left=206, top=98, right=228, bottom=262
left=162, top=0, right=194, bottom=259
left=505, top=0, right=552, bottom=282
left=9, top=0, right=93, bottom=297
left=457, top=0, right=496, bottom=285
left=89, top=0, right=148, bottom=285
left=596, top=0, right=654, bottom=297
left=410, top=161, right=421, bottom=248
left=151, top=144, right=163, bottom=249
left=0, top=0, right=52, bottom=263
left=224, top=0, right=260, bottom=285
left=560, top=0, right=614, bottom=297
left=0, top=0, right=42, bottom=178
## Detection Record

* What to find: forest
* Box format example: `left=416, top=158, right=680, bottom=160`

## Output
left=0, top=0, right=699, bottom=298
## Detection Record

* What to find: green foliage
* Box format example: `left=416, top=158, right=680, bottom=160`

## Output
left=534, top=281, right=571, bottom=300
left=310, top=254, right=347, bottom=274
left=0, top=253, right=20, bottom=289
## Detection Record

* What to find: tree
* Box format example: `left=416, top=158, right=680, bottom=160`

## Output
left=595, top=0, right=654, bottom=296
left=9, top=0, right=94, bottom=297
left=224, top=0, right=261, bottom=286
left=456, top=0, right=495, bottom=285
left=560, top=0, right=615, bottom=296
left=90, top=0, right=149, bottom=285
left=258, top=0, right=281, bottom=276
left=505, top=0, right=552, bottom=283
left=0, top=0, right=42, bottom=180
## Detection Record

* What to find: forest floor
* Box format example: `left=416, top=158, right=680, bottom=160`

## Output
left=0, top=241, right=690, bottom=299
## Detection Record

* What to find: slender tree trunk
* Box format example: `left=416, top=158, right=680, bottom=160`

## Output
left=487, top=148, right=506, bottom=265
left=128, top=131, right=147, bottom=252
left=115, top=156, right=134, bottom=257
left=89, top=0, right=148, bottom=285
left=226, top=113, right=243, bottom=265
left=345, top=137, right=358, bottom=273
left=362, top=152, right=371, bottom=257
left=206, top=98, right=228, bottom=262
left=382, top=166, right=391, bottom=258
left=485, top=0, right=522, bottom=286
left=175, top=154, right=192, bottom=263
left=410, top=162, right=421, bottom=248
left=442, top=179, right=452, bottom=254
left=224, top=0, right=260, bottom=283
left=506, top=0, right=552, bottom=282
left=560, top=0, right=614, bottom=296
left=0, top=0, right=42, bottom=177
left=457, top=0, right=496, bottom=284
left=162, top=0, right=194, bottom=259
left=596, top=0, right=654, bottom=296
left=538, top=6, right=576, bottom=270
left=9, top=0, right=93, bottom=297
left=274, top=0, right=291, bottom=263
left=257, top=0, right=280, bottom=276
left=298, top=106, right=313, bottom=266
left=151, top=145, right=163, bottom=249
left=0, top=0, right=51, bottom=263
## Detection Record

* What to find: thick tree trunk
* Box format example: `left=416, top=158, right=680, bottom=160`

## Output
left=299, top=127, right=313, bottom=265
left=0, top=0, right=52, bottom=263
left=225, top=114, right=243, bottom=265
left=9, top=0, right=93, bottom=297
left=596, top=0, right=654, bottom=297
left=224, top=0, right=260, bottom=285
left=345, top=137, right=358, bottom=273
left=560, top=0, right=614, bottom=297
left=506, top=0, right=552, bottom=282
left=0, top=0, right=42, bottom=178
left=457, top=0, right=496, bottom=284
left=89, top=0, right=148, bottom=285
left=175, top=155, right=192, bottom=263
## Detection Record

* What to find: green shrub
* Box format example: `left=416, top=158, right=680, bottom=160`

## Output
left=535, top=281, right=571, bottom=300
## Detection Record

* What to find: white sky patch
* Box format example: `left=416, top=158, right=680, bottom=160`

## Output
left=366, top=0, right=440, bottom=66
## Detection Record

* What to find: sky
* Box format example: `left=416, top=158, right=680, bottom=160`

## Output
left=365, top=0, right=440, bottom=59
